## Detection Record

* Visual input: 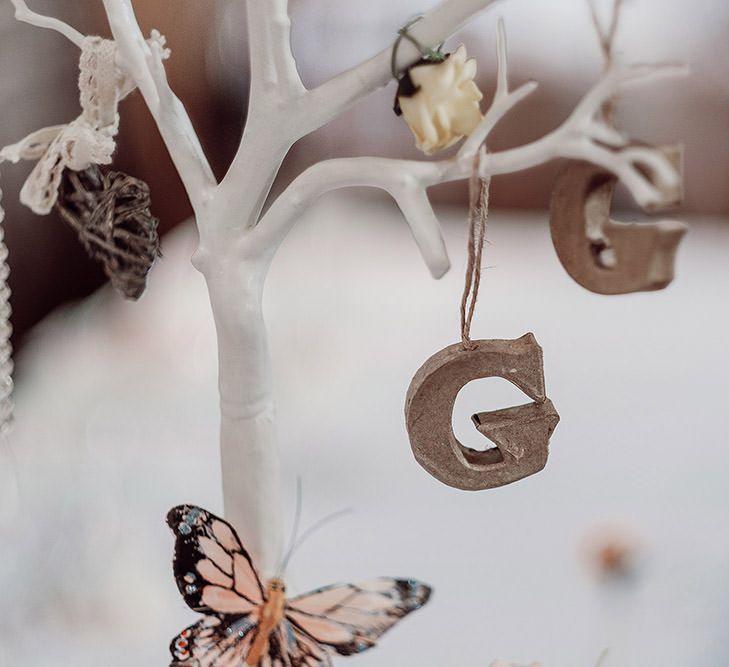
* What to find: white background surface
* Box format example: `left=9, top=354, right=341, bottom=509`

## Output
left=2, top=194, right=728, bottom=666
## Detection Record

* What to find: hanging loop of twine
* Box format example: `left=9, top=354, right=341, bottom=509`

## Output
left=460, top=150, right=491, bottom=350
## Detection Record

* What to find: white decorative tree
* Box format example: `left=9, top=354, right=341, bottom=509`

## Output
left=5, top=0, right=682, bottom=593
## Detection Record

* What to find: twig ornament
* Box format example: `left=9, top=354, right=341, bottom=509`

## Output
left=549, top=0, right=688, bottom=294
left=56, top=165, right=160, bottom=300
left=405, top=152, right=559, bottom=491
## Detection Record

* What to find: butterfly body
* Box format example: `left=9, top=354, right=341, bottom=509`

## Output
left=246, top=579, right=286, bottom=666
left=167, top=505, right=431, bottom=667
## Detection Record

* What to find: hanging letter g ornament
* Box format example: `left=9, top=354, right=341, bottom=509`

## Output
left=549, top=145, right=687, bottom=295
left=405, top=334, right=559, bottom=491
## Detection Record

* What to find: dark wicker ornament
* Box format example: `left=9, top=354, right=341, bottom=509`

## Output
left=56, top=165, right=160, bottom=300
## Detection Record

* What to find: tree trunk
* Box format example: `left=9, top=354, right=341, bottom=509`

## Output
left=200, top=254, right=284, bottom=577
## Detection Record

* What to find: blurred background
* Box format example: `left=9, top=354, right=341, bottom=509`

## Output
left=1, top=1, right=728, bottom=666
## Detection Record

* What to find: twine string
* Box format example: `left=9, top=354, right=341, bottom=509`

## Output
left=460, top=150, right=491, bottom=350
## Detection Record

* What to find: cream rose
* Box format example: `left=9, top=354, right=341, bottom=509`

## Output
left=396, top=45, right=483, bottom=155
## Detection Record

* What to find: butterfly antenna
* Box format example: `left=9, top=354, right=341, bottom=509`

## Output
left=279, top=507, right=353, bottom=575
left=277, top=477, right=304, bottom=577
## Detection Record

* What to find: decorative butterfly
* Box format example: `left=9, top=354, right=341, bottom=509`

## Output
left=167, top=505, right=432, bottom=666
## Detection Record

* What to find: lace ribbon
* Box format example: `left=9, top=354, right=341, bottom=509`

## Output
left=0, top=32, right=169, bottom=215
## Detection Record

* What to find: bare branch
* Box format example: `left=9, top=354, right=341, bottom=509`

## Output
left=484, top=62, right=687, bottom=209
left=218, top=1, right=305, bottom=208
left=251, top=156, right=450, bottom=278
left=460, top=80, right=537, bottom=160
left=459, top=18, right=538, bottom=158
left=245, top=0, right=304, bottom=101
left=495, top=16, right=509, bottom=98
left=10, top=0, right=84, bottom=48
left=246, top=16, right=539, bottom=277
left=100, top=0, right=216, bottom=212
left=569, top=62, right=687, bottom=127
left=253, top=50, right=687, bottom=273
left=296, top=0, right=504, bottom=137
left=222, top=0, right=505, bottom=219
left=588, top=0, right=625, bottom=62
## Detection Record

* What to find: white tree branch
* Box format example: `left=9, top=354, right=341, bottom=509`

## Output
left=221, top=0, right=504, bottom=219
left=484, top=62, right=688, bottom=208
left=101, top=0, right=216, bottom=213
left=296, top=0, right=503, bottom=138
left=252, top=156, right=450, bottom=277
left=251, top=16, right=526, bottom=276
left=459, top=79, right=537, bottom=157
left=217, top=0, right=305, bottom=223
left=494, top=16, right=510, bottom=97
left=245, top=0, right=304, bottom=101
left=10, top=0, right=84, bottom=47
left=254, top=45, right=686, bottom=273
left=459, top=18, right=538, bottom=157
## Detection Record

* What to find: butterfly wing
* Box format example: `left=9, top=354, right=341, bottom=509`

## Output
left=167, top=505, right=265, bottom=614
left=263, top=620, right=332, bottom=667
left=166, top=505, right=266, bottom=666
left=169, top=615, right=258, bottom=667
left=284, top=578, right=431, bottom=656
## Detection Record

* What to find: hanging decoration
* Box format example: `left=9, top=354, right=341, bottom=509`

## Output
left=0, top=35, right=165, bottom=214
left=550, top=145, right=686, bottom=294
left=392, top=19, right=484, bottom=154
left=405, top=153, right=559, bottom=491
left=0, top=32, right=168, bottom=299
left=55, top=165, right=160, bottom=300
left=549, top=0, right=687, bottom=295
left=167, top=505, right=431, bottom=666
left=406, top=333, right=560, bottom=491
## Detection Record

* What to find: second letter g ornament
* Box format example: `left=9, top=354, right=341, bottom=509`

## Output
left=405, top=334, right=560, bottom=491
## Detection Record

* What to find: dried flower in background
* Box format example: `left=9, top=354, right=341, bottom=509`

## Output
left=583, top=523, right=644, bottom=581
left=396, top=45, right=483, bottom=154
left=56, top=165, right=160, bottom=300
